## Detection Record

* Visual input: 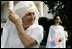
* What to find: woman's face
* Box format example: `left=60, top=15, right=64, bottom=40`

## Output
left=55, top=16, right=61, bottom=24
left=22, top=11, right=36, bottom=25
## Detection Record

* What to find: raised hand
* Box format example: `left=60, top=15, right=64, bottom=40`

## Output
left=8, top=9, right=20, bottom=24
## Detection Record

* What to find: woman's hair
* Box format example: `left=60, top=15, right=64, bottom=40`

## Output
left=53, top=14, right=60, bottom=20
left=38, top=17, right=49, bottom=32
left=53, top=14, right=62, bottom=25
left=38, top=17, right=53, bottom=44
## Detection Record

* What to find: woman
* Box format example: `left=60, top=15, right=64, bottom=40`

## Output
left=46, top=15, right=66, bottom=48
left=1, top=1, right=44, bottom=48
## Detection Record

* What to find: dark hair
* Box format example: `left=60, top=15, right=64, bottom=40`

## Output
left=38, top=17, right=51, bottom=44
left=38, top=17, right=50, bottom=31
left=53, top=14, right=61, bottom=20
left=53, top=14, right=62, bottom=24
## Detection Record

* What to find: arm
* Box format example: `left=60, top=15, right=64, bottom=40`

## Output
left=15, top=21, right=37, bottom=48
left=9, top=9, right=37, bottom=48
left=65, top=31, right=68, bottom=37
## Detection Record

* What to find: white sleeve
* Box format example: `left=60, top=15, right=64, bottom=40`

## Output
left=29, top=26, right=44, bottom=44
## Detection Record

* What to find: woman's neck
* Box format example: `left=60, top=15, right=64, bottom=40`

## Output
left=54, top=23, right=59, bottom=26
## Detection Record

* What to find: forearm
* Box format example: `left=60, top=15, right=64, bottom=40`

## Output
left=15, top=22, right=36, bottom=48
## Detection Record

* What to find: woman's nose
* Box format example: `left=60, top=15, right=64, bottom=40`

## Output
left=30, top=14, right=35, bottom=19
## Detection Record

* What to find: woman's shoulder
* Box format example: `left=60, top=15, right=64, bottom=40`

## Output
left=36, top=25, right=43, bottom=29
left=32, top=25, right=44, bottom=32
left=58, top=25, right=64, bottom=29
left=50, top=25, right=64, bottom=29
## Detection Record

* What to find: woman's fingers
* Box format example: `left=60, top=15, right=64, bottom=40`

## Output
left=9, top=8, right=14, bottom=14
left=8, top=9, right=16, bottom=22
left=8, top=8, right=20, bottom=24
left=9, top=8, right=16, bottom=16
left=8, top=14, right=14, bottom=22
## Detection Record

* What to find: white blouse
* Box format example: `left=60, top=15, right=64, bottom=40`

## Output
left=1, top=24, right=44, bottom=48
left=46, top=25, right=65, bottom=48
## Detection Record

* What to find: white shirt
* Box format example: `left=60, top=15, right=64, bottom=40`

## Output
left=46, top=25, right=65, bottom=48
left=3, top=24, right=43, bottom=48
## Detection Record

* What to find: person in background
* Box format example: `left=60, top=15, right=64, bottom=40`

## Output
left=38, top=17, right=50, bottom=48
left=46, top=14, right=67, bottom=48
